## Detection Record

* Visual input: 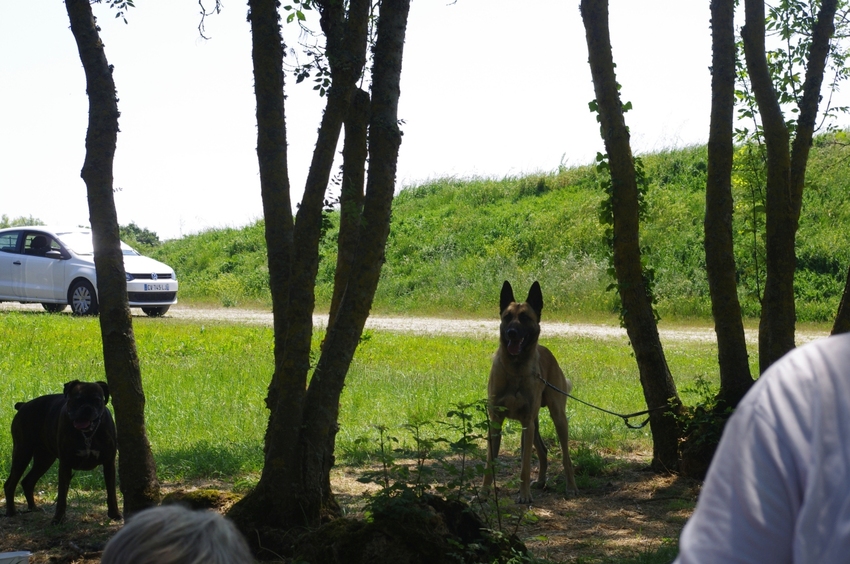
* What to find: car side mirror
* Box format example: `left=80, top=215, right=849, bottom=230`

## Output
left=45, top=250, right=64, bottom=260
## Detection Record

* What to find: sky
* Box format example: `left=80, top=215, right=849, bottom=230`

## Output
left=2, top=1, right=718, bottom=240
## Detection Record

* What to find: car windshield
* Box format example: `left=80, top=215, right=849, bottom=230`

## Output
left=55, top=231, right=140, bottom=256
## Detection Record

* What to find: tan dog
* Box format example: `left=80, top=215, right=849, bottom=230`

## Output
left=482, top=281, right=578, bottom=503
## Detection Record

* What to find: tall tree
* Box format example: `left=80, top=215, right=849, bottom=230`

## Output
left=741, top=0, right=838, bottom=371
left=580, top=0, right=681, bottom=473
left=227, top=0, right=412, bottom=545
left=329, top=87, right=370, bottom=324
left=64, top=0, right=160, bottom=515
left=831, top=268, right=850, bottom=334
left=705, top=0, right=754, bottom=408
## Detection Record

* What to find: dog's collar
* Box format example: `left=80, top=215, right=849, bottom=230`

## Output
left=75, top=414, right=103, bottom=458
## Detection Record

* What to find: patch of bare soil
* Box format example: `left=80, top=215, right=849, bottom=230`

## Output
left=331, top=452, right=697, bottom=563
left=0, top=503, right=121, bottom=563
left=518, top=464, right=695, bottom=562
left=1, top=453, right=697, bottom=563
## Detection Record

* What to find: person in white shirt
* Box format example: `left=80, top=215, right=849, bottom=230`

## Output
left=675, top=333, right=850, bottom=563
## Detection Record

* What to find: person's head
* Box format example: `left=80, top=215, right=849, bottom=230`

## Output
left=101, top=504, right=252, bottom=564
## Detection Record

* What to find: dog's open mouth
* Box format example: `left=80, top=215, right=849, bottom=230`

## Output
left=507, top=337, right=525, bottom=356
left=73, top=419, right=94, bottom=431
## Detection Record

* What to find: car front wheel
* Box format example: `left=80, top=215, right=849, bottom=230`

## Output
left=69, top=280, right=98, bottom=316
left=142, top=306, right=170, bottom=317
left=42, top=303, right=67, bottom=313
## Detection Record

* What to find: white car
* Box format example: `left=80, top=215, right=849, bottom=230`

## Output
left=0, top=226, right=178, bottom=317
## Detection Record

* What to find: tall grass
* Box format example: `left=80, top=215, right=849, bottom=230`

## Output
left=150, top=221, right=270, bottom=308
left=1, top=310, right=728, bottom=492
left=149, top=134, right=850, bottom=323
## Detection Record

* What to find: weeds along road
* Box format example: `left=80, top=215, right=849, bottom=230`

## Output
left=1, top=302, right=829, bottom=344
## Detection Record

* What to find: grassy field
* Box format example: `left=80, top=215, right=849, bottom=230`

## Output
left=0, top=309, right=737, bottom=491
left=0, top=311, right=755, bottom=494
left=2, top=307, right=735, bottom=562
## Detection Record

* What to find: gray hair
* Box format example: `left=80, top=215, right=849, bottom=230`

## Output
left=101, top=505, right=252, bottom=564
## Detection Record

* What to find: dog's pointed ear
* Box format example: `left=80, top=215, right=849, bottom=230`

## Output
left=526, top=281, right=543, bottom=319
left=97, top=381, right=110, bottom=404
left=63, top=380, right=81, bottom=397
left=500, top=281, right=515, bottom=313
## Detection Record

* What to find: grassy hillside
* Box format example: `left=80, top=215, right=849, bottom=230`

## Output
left=150, top=134, right=850, bottom=323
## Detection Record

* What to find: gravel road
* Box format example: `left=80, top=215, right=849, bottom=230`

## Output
left=171, top=306, right=833, bottom=344
left=3, top=302, right=828, bottom=344
left=176, top=306, right=720, bottom=342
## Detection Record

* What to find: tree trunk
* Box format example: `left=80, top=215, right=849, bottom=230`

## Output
left=64, top=0, right=160, bottom=516
left=302, top=0, right=409, bottom=518
left=831, top=264, right=850, bottom=335
left=328, top=88, right=370, bottom=324
left=743, top=0, right=837, bottom=372
left=228, top=0, right=410, bottom=544
left=580, top=0, right=681, bottom=473
left=227, top=0, right=300, bottom=537
left=705, top=0, right=753, bottom=408
left=285, top=0, right=371, bottom=404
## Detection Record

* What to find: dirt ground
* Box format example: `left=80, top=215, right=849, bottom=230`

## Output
left=1, top=451, right=697, bottom=563
left=332, top=451, right=696, bottom=563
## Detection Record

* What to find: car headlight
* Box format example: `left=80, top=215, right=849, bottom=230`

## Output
left=126, top=273, right=135, bottom=281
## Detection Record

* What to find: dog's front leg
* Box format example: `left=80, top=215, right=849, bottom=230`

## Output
left=52, top=460, right=72, bottom=524
left=481, top=414, right=504, bottom=494
left=103, top=457, right=122, bottom=521
left=532, top=416, right=549, bottom=490
left=517, top=422, right=536, bottom=504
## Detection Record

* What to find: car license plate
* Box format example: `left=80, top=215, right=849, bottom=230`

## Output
left=144, top=283, right=170, bottom=291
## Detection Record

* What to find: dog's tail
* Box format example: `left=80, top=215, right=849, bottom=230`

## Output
left=14, top=402, right=25, bottom=410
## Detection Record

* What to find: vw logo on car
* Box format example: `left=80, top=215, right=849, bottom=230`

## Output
left=0, top=226, right=178, bottom=317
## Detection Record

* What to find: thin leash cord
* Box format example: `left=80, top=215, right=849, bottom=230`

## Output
left=538, top=375, right=668, bottom=430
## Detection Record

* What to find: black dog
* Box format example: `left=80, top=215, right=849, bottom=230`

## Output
left=4, top=380, right=122, bottom=523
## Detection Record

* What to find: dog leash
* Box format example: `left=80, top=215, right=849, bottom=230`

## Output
left=538, top=375, right=668, bottom=430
